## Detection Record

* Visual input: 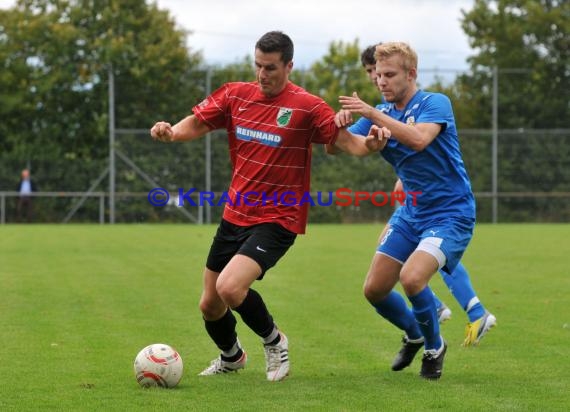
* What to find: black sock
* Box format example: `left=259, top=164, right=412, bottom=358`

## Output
left=233, top=289, right=275, bottom=339
left=204, top=309, right=242, bottom=361
left=266, top=334, right=281, bottom=346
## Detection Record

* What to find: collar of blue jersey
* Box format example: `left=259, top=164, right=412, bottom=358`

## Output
left=385, top=89, right=423, bottom=113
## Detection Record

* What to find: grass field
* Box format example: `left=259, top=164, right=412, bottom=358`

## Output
left=1, top=224, right=569, bottom=411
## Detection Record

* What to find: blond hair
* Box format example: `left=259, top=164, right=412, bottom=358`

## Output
left=374, top=42, right=418, bottom=72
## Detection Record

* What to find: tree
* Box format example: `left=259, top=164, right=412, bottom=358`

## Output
left=0, top=0, right=202, bottom=194
left=0, top=0, right=208, bottom=221
left=458, top=0, right=569, bottom=128
left=442, top=0, right=570, bottom=222
left=297, top=39, right=379, bottom=111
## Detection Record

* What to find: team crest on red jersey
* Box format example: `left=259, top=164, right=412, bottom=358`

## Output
left=276, top=108, right=293, bottom=127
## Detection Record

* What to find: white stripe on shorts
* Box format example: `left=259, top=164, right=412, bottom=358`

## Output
left=416, top=237, right=446, bottom=269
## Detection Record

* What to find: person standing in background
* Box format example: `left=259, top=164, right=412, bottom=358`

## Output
left=16, top=168, right=37, bottom=223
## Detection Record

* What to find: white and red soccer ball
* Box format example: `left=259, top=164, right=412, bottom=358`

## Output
left=134, top=343, right=183, bottom=388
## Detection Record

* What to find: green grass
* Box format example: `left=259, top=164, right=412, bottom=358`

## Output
left=1, top=224, right=569, bottom=411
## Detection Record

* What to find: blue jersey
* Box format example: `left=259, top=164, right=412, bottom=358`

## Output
left=349, top=90, right=475, bottom=223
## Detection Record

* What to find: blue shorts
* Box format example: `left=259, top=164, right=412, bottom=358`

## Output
left=378, top=215, right=474, bottom=274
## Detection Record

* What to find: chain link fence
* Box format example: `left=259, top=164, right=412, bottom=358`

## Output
left=2, top=127, right=569, bottom=224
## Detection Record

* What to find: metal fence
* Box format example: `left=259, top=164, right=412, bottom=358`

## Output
left=2, top=127, right=569, bottom=224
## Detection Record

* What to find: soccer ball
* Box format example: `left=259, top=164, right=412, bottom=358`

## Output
left=134, top=343, right=183, bottom=388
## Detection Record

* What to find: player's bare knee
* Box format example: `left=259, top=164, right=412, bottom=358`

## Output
left=215, top=281, right=246, bottom=308
left=363, top=283, right=375, bottom=302
left=363, top=280, right=389, bottom=303
left=199, top=297, right=225, bottom=320
left=399, top=273, right=424, bottom=296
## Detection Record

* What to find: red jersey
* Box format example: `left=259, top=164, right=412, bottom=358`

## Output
left=192, top=81, right=339, bottom=234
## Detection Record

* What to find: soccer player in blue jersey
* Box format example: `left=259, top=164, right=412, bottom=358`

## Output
left=332, top=42, right=491, bottom=379
left=362, top=45, right=453, bottom=325
left=357, top=44, right=496, bottom=348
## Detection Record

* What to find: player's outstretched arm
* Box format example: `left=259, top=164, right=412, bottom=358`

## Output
left=150, top=115, right=211, bottom=143
left=339, top=92, right=440, bottom=151
left=333, top=125, right=389, bottom=156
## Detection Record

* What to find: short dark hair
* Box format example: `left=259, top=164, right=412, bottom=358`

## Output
left=255, top=31, right=294, bottom=64
left=360, top=43, right=381, bottom=66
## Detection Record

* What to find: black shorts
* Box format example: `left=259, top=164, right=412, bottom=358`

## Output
left=206, top=219, right=297, bottom=279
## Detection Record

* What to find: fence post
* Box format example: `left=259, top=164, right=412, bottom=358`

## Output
left=109, top=64, right=116, bottom=224
left=205, top=67, right=212, bottom=224
left=99, top=194, right=105, bottom=224
left=1, top=193, right=5, bottom=224
left=492, top=66, right=499, bottom=223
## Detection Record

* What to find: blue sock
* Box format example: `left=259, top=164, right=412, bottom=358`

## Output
left=372, top=290, right=422, bottom=340
left=408, top=287, right=441, bottom=350
left=440, top=262, right=485, bottom=322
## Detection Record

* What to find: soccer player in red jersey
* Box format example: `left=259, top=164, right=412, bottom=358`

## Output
left=150, top=31, right=389, bottom=381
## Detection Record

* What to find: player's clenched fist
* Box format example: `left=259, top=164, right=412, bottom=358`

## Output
left=150, top=121, right=174, bottom=142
